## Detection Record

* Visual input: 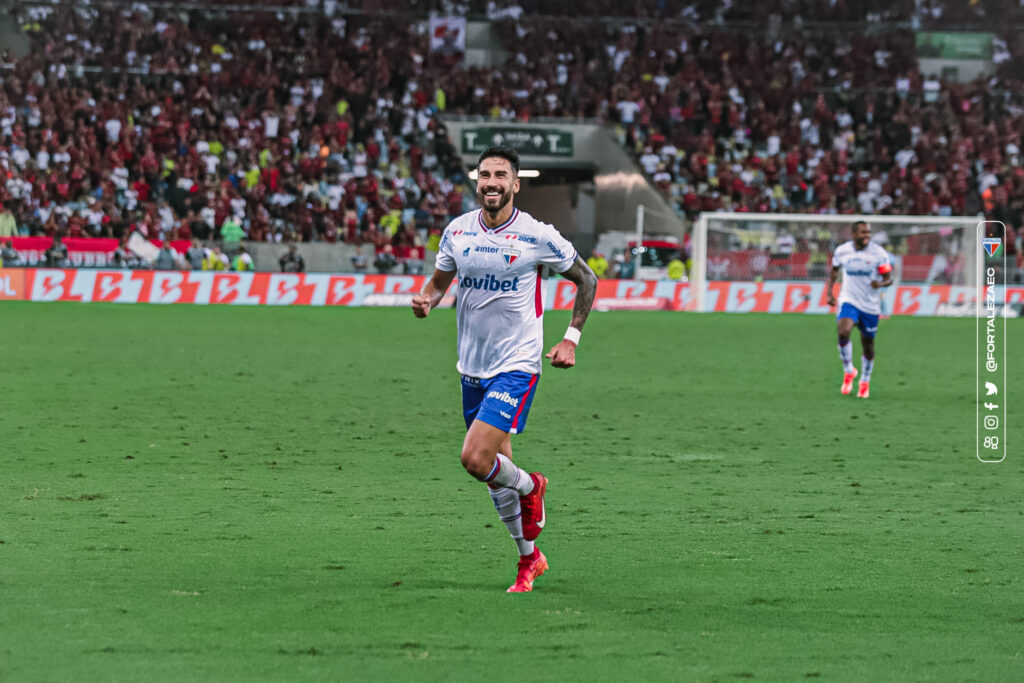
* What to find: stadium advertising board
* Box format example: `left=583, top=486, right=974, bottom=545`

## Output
left=915, top=32, right=993, bottom=60
left=0, top=269, right=25, bottom=300
left=3, top=269, right=1022, bottom=316
left=460, top=128, right=573, bottom=157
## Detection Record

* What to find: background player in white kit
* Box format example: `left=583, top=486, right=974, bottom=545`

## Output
left=412, top=147, right=597, bottom=593
left=827, top=221, right=894, bottom=398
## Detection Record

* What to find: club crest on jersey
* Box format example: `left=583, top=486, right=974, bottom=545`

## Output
left=502, top=248, right=521, bottom=267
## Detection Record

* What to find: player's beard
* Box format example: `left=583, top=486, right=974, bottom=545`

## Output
left=477, top=186, right=513, bottom=214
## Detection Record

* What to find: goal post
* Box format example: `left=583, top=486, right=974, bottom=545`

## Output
left=692, top=212, right=981, bottom=313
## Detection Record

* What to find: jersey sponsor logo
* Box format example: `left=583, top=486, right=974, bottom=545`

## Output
left=502, top=248, right=521, bottom=267
left=474, top=246, right=501, bottom=254
left=460, top=274, right=520, bottom=292
left=451, top=230, right=478, bottom=237
left=846, top=269, right=874, bottom=277
left=502, top=233, right=537, bottom=245
left=546, top=241, right=566, bottom=259
left=486, top=390, right=520, bottom=408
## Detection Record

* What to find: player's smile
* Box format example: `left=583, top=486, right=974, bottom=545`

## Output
left=478, top=184, right=511, bottom=210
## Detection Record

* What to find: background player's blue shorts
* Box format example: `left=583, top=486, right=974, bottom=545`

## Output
left=838, top=302, right=879, bottom=338
left=461, top=371, right=539, bottom=435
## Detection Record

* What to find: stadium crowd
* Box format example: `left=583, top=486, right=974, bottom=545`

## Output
left=0, top=0, right=1021, bottom=270
left=1, top=3, right=468, bottom=265
left=485, top=14, right=1022, bottom=228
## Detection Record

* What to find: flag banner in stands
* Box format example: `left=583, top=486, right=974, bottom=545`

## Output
left=428, top=16, right=466, bottom=54
left=1, top=269, right=1021, bottom=316
left=1, top=237, right=190, bottom=268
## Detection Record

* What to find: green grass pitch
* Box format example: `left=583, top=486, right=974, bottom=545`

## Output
left=1, top=302, right=1022, bottom=681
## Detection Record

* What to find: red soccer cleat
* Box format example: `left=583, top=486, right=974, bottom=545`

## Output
left=507, top=548, right=548, bottom=593
left=841, top=367, right=858, bottom=395
left=519, top=472, right=547, bottom=541
left=857, top=381, right=870, bottom=399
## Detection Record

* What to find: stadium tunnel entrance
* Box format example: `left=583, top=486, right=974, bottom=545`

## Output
left=443, top=117, right=685, bottom=259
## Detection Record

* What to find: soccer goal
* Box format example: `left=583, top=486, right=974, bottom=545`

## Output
left=690, top=212, right=981, bottom=313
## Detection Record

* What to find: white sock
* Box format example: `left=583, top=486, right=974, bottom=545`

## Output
left=489, top=486, right=535, bottom=556
left=838, top=340, right=854, bottom=373
left=484, top=453, right=534, bottom=496
left=861, top=356, right=874, bottom=382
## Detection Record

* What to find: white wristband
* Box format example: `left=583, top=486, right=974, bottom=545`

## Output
left=563, top=326, right=581, bottom=346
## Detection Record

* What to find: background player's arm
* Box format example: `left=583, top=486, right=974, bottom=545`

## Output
left=412, top=268, right=456, bottom=318
left=826, top=265, right=841, bottom=307
left=546, top=255, right=597, bottom=368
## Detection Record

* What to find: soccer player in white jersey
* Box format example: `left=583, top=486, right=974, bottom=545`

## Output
left=412, top=147, right=597, bottom=593
left=827, top=221, right=894, bottom=398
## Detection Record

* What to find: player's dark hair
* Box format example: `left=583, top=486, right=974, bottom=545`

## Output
left=477, top=146, right=520, bottom=174
left=852, top=221, right=869, bottom=231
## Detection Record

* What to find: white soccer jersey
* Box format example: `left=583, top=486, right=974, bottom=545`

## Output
left=832, top=240, right=892, bottom=315
left=435, top=208, right=577, bottom=378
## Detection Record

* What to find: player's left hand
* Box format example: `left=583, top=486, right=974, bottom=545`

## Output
left=870, top=281, right=881, bottom=289
left=546, top=340, right=577, bottom=368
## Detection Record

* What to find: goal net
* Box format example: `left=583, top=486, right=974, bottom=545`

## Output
left=691, top=213, right=980, bottom=314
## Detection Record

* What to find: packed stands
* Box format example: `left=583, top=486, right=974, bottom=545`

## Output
left=2, top=1, right=469, bottom=267
left=0, top=0, right=1020, bottom=273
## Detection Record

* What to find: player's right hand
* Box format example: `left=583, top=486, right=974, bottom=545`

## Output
left=827, top=293, right=836, bottom=307
left=411, top=293, right=431, bottom=318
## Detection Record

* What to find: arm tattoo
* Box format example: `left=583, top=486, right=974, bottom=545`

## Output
left=560, top=255, right=598, bottom=331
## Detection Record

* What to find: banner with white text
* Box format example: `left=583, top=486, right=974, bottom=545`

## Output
left=1, top=270, right=1022, bottom=315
